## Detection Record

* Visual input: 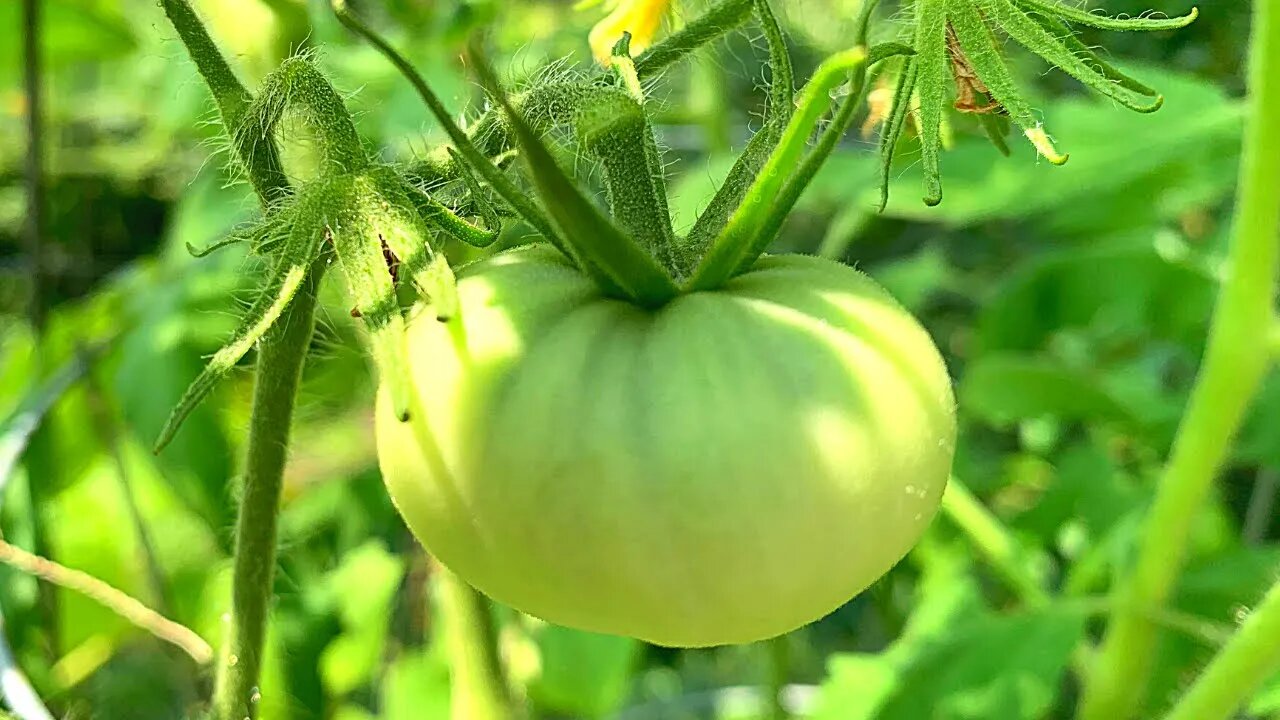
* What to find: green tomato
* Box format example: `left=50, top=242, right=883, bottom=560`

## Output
left=376, top=245, right=956, bottom=647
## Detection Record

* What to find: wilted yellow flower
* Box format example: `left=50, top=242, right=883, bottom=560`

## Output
left=588, top=0, right=674, bottom=65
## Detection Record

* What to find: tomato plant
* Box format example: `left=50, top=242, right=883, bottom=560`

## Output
left=5, top=0, right=1280, bottom=718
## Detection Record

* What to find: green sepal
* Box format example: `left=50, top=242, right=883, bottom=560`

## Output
left=950, top=0, right=1068, bottom=163
left=914, top=0, right=950, bottom=206
left=154, top=178, right=341, bottom=452
left=402, top=157, right=503, bottom=250
left=736, top=51, right=874, bottom=273
left=361, top=168, right=460, bottom=301
left=422, top=253, right=460, bottom=322
left=1015, top=0, right=1197, bottom=33
left=727, top=0, right=879, bottom=269
left=689, top=47, right=870, bottom=291
left=468, top=42, right=679, bottom=307
left=755, top=0, right=795, bottom=124
left=681, top=130, right=778, bottom=271
left=681, top=0, right=795, bottom=269
left=334, top=174, right=416, bottom=422
left=869, top=42, right=917, bottom=65
left=979, top=112, right=1013, bottom=156
left=878, top=57, right=919, bottom=212
left=1029, top=12, right=1161, bottom=99
left=978, top=0, right=1164, bottom=113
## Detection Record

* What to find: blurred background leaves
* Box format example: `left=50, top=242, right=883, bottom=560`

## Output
left=1, top=0, right=1276, bottom=718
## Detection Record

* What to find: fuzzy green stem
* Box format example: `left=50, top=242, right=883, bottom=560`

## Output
left=159, top=3, right=321, bottom=718
left=1162, top=578, right=1280, bottom=720
left=941, top=479, right=1049, bottom=606
left=213, top=262, right=324, bottom=720
left=236, top=57, right=369, bottom=176
left=438, top=568, right=511, bottom=720
left=633, top=0, right=753, bottom=76
left=1077, top=1, right=1280, bottom=717
left=159, top=0, right=288, bottom=205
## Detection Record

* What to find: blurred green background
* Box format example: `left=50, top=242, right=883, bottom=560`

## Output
left=1, top=0, right=1277, bottom=718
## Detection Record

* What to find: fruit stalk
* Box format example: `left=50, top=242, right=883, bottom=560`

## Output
left=1077, top=0, right=1280, bottom=717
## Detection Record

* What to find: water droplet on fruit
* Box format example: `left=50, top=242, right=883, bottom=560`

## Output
left=228, top=654, right=239, bottom=667
left=905, top=485, right=917, bottom=495
left=1234, top=606, right=1250, bottom=623
left=250, top=688, right=261, bottom=704
left=914, top=513, right=923, bottom=521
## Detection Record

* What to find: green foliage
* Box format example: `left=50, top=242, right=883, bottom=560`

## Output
left=1, top=0, right=1276, bottom=719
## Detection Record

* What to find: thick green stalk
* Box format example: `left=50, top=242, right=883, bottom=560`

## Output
left=437, top=568, right=511, bottom=720
left=1162, top=578, right=1280, bottom=720
left=1077, top=1, right=1280, bottom=717
left=212, top=265, right=324, bottom=719
left=159, top=3, right=318, bottom=718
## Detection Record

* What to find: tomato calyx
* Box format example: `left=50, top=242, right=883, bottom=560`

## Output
left=879, top=0, right=1198, bottom=207
left=336, top=0, right=912, bottom=308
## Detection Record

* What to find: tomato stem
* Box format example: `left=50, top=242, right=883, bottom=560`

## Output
left=632, top=0, right=753, bottom=77
left=1161, top=578, right=1280, bottom=720
left=159, top=4, right=321, bottom=719
left=466, top=42, right=680, bottom=306
left=159, top=0, right=288, bottom=206
left=213, top=263, right=325, bottom=720
left=1077, top=0, right=1280, bottom=716
left=577, top=88, right=683, bottom=278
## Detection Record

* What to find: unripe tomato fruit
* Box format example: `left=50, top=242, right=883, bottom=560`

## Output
left=376, top=245, right=956, bottom=647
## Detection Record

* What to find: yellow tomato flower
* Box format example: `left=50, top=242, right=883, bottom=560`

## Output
left=588, top=0, right=674, bottom=65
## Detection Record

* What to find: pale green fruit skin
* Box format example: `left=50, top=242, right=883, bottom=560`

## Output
left=376, top=245, right=956, bottom=647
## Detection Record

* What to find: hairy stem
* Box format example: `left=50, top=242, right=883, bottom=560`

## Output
left=212, top=262, right=324, bottom=720
left=159, top=2, right=319, bottom=717
left=1162, top=578, right=1280, bottom=720
left=634, top=0, right=753, bottom=76
left=160, top=0, right=288, bottom=205
left=1077, top=1, right=1280, bottom=717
